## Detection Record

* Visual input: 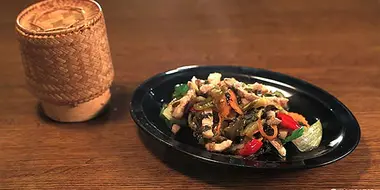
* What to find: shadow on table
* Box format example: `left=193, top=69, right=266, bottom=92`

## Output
left=138, top=129, right=371, bottom=189
left=36, top=84, right=132, bottom=127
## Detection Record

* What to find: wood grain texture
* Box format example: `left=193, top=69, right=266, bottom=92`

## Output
left=1, top=0, right=379, bottom=189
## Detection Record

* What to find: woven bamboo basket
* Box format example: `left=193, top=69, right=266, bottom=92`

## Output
left=16, top=0, right=114, bottom=122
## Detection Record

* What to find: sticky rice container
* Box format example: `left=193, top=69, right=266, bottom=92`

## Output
left=16, top=0, right=114, bottom=122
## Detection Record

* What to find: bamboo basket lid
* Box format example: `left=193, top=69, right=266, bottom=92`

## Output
left=16, top=0, right=102, bottom=35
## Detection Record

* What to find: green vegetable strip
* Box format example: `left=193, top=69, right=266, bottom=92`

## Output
left=273, top=91, right=285, bottom=98
left=282, top=127, right=304, bottom=144
left=172, top=83, right=189, bottom=99
left=193, top=98, right=214, bottom=110
left=160, top=103, right=186, bottom=127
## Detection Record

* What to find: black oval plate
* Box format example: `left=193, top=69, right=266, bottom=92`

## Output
left=130, top=65, right=360, bottom=169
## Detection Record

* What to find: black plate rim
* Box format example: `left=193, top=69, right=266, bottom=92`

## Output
left=130, top=65, right=361, bottom=169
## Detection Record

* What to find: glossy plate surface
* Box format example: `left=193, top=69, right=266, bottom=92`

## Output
left=130, top=65, right=361, bottom=169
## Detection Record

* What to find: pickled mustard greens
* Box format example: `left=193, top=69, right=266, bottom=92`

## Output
left=160, top=73, right=323, bottom=157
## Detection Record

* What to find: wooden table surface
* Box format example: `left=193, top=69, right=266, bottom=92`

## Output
left=1, top=0, right=379, bottom=189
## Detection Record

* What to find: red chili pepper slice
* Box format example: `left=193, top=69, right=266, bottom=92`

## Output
left=277, top=112, right=300, bottom=130
left=238, top=138, right=263, bottom=156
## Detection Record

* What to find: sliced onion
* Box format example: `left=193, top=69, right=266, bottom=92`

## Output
left=292, top=120, right=322, bottom=152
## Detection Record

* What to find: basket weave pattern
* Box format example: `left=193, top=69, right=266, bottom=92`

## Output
left=17, top=14, right=114, bottom=106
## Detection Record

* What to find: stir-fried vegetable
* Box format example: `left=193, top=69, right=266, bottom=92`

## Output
left=239, top=138, right=263, bottom=156
left=160, top=103, right=187, bottom=127
left=172, top=83, right=189, bottom=99
left=292, top=120, right=323, bottom=152
left=227, top=89, right=243, bottom=114
left=214, top=94, right=230, bottom=118
left=282, top=126, right=304, bottom=144
left=223, top=116, right=245, bottom=139
left=193, top=97, right=214, bottom=111
left=241, top=122, right=259, bottom=138
left=243, top=98, right=269, bottom=111
left=273, top=91, right=285, bottom=98
left=277, top=112, right=300, bottom=130
left=287, top=112, right=309, bottom=127
left=257, top=120, right=278, bottom=140
left=161, top=73, right=323, bottom=157
left=278, top=129, right=289, bottom=140
left=160, top=104, right=173, bottom=121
